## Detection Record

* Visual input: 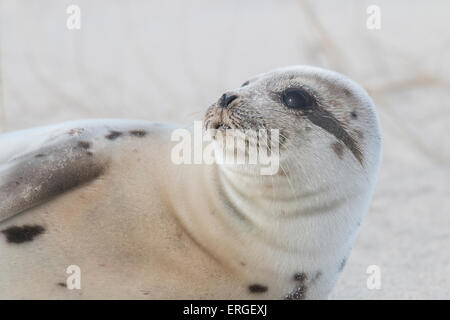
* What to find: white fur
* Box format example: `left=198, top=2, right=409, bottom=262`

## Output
left=0, top=66, right=381, bottom=299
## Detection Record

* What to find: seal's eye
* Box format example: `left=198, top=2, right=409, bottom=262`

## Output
left=281, top=88, right=315, bottom=110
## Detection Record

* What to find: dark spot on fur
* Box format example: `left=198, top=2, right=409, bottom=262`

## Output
left=129, top=130, right=147, bottom=137
left=86, top=151, right=93, bottom=156
left=343, top=88, right=351, bottom=97
left=105, top=131, right=122, bottom=140
left=331, top=141, right=344, bottom=159
left=351, top=111, right=358, bottom=119
left=35, top=154, right=46, bottom=158
left=313, top=271, right=322, bottom=281
left=240, top=261, right=246, bottom=266
left=67, top=128, right=85, bottom=136
left=142, top=291, right=150, bottom=296
left=57, top=282, right=67, bottom=287
left=1, top=225, right=45, bottom=244
left=285, top=272, right=307, bottom=300
left=293, top=272, right=307, bottom=282
left=77, top=141, right=91, bottom=149
left=248, top=284, right=268, bottom=293
left=285, top=285, right=307, bottom=300
left=339, top=258, right=347, bottom=272
left=241, top=80, right=250, bottom=87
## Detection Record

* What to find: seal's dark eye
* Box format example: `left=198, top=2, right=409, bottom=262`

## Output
left=281, top=88, right=315, bottom=110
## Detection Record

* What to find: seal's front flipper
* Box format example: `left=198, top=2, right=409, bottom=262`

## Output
left=0, top=133, right=108, bottom=223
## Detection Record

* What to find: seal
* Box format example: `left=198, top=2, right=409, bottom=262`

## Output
left=0, top=66, right=381, bottom=299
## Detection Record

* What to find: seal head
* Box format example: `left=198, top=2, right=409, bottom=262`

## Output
left=203, top=66, right=382, bottom=298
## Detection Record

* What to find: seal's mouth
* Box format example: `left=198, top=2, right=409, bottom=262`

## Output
left=203, top=100, right=288, bottom=153
left=212, top=122, right=231, bottom=131
left=204, top=102, right=236, bottom=132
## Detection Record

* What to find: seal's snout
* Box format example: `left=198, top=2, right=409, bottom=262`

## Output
left=218, top=92, right=239, bottom=108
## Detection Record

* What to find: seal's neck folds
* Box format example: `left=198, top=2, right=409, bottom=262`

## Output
left=217, top=163, right=335, bottom=219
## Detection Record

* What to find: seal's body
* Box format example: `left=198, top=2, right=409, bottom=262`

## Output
left=0, top=66, right=381, bottom=299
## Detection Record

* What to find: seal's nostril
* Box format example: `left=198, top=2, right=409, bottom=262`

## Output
left=218, top=93, right=239, bottom=108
